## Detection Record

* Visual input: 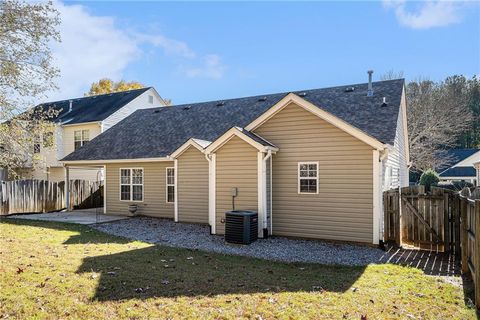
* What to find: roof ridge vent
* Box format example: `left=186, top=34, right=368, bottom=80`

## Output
left=298, top=92, right=307, bottom=97
left=183, top=106, right=191, bottom=110
left=258, top=96, right=267, bottom=102
left=345, top=87, right=355, bottom=92
left=216, top=101, right=225, bottom=106
left=381, top=97, right=388, bottom=107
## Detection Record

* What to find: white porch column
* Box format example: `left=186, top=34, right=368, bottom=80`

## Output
left=103, top=165, right=107, bottom=214
left=208, top=154, right=216, bottom=234
left=372, top=149, right=381, bottom=245
left=174, top=159, right=178, bottom=222
left=65, top=166, right=70, bottom=211
left=257, top=152, right=266, bottom=238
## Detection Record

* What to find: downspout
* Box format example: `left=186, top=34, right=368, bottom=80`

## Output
left=262, top=149, right=272, bottom=237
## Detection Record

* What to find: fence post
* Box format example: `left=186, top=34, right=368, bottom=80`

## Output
left=461, top=197, right=469, bottom=274
left=475, top=200, right=480, bottom=308
left=397, top=187, right=402, bottom=246
left=443, top=192, right=450, bottom=252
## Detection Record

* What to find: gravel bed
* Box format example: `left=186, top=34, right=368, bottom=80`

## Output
left=92, top=217, right=390, bottom=266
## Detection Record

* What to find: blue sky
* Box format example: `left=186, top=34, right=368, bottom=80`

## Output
left=50, top=1, right=480, bottom=104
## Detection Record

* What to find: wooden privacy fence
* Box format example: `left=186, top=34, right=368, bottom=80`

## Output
left=385, top=186, right=480, bottom=308
left=384, top=185, right=460, bottom=254
left=459, top=189, right=480, bottom=307
left=0, top=179, right=102, bottom=215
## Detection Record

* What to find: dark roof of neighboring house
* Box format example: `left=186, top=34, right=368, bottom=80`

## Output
left=62, top=79, right=404, bottom=161
left=35, top=87, right=151, bottom=125
left=437, top=149, right=480, bottom=173
left=439, top=166, right=477, bottom=178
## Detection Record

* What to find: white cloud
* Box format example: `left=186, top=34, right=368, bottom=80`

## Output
left=182, top=54, right=227, bottom=79
left=46, top=1, right=225, bottom=101
left=48, top=1, right=139, bottom=100
left=383, top=0, right=466, bottom=29
left=134, top=33, right=196, bottom=59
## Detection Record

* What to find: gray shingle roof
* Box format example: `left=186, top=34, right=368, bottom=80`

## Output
left=237, top=127, right=277, bottom=148
left=440, top=167, right=477, bottom=178
left=437, top=149, right=479, bottom=172
left=36, top=87, right=150, bottom=125
left=62, top=79, right=404, bottom=161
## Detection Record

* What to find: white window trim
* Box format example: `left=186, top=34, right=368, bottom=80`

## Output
left=166, top=167, right=175, bottom=203
left=298, top=161, right=319, bottom=194
left=74, top=129, right=90, bottom=150
left=119, top=168, right=144, bottom=202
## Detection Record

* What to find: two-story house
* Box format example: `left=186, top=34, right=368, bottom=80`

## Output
left=24, top=87, right=166, bottom=181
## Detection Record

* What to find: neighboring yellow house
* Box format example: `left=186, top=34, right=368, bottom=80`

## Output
left=22, top=87, right=166, bottom=181
left=62, top=76, right=409, bottom=245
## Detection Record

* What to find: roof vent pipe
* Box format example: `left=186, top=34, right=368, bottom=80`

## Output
left=367, top=70, right=374, bottom=97
left=68, top=100, right=73, bottom=113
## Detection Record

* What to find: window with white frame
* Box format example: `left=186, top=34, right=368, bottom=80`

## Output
left=298, top=162, right=319, bottom=194
left=74, top=130, right=90, bottom=150
left=120, top=168, right=143, bottom=201
left=166, top=167, right=175, bottom=203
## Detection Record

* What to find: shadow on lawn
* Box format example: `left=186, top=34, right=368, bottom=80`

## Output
left=0, top=217, right=131, bottom=245
left=76, top=245, right=366, bottom=300
left=2, top=218, right=365, bottom=300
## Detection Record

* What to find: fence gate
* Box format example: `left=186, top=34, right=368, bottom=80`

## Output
left=383, top=186, right=460, bottom=254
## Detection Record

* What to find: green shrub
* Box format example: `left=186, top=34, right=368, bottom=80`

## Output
left=419, top=169, right=439, bottom=191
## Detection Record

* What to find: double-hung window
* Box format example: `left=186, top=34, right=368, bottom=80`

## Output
left=120, top=168, right=143, bottom=201
left=298, top=162, right=319, bottom=194
left=166, top=167, right=175, bottom=203
left=74, top=130, right=90, bottom=150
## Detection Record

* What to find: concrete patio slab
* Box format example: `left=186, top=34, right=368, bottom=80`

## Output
left=6, top=208, right=129, bottom=225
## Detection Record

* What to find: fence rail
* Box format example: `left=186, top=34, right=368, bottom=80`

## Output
left=0, top=179, right=102, bottom=215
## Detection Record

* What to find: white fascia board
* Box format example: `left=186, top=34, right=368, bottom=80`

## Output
left=148, top=87, right=168, bottom=106
left=170, top=138, right=208, bottom=158
left=205, top=127, right=278, bottom=154
left=61, top=121, right=102, bottom=127
left=440, top=176, right=476, bottom=180
left=245, top=93, right=386, bottom=151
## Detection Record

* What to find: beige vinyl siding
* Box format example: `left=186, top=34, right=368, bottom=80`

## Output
left=254, top=102, right=374, bottom=243
left=62, top=123, right=102, bottom=158
left=177, top=146, right=209, bottom=224
left=105, top=162, right=174, bottom=218
left=215, top=136, right=258, bottom=234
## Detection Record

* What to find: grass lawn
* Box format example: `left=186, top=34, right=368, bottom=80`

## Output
left=0, top=219, right=476, bottom=319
